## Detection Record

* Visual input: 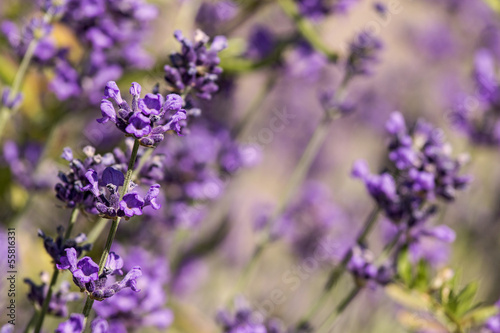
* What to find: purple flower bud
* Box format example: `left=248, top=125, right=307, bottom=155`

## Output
left=385, top=112, right=406, bottom=135
left=104, top=81, right=123, bottom=104
left=129, top=82, right=142, bottom=97
left=61, top=147, right=73, bottom=161
left=1, top=88, right=23, bottom=110
left=164, top=94, right=183, bottom=111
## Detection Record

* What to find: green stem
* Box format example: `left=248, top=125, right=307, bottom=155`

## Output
left=277, top=0, right=338, bottom=62
left=317, top=287, right=361, bottom=333
left=81, top=139, right=140, bottom=327
left=0, top=10, right=54, bottom=138
left=324, top=207, right=380, bottom=290
left=34, top=207, right=80, bottom=333
left=219, top=0, right=272, bottom=34
left=296, top=207, right=380, bottom=328
left=121, top=139, right=140, bottom=200
left=23, top=311, right=38, bottom=333
left=130, top=149, right=153, bottom=182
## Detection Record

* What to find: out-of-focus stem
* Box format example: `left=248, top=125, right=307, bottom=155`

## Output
left=232, top=74, right=278, bottom=139
left=277, top=0, right=338, bottom=62
left=219, top=0, right=273, bottom=34
left=34, top=208, right=80, bottom=333
left=233, top=73, right=352, bottom=298
left=316, top=287, right=361, bottom=333
left=81, top=139, right=140, bottom=327
left=23, top=311, right=38, bottom=333
left=0, top=10, right=54, bottom=138
left=297, top=207, right=380, bottom=327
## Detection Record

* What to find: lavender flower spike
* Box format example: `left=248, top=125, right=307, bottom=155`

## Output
left=164, top=29, right=227, bottom=100
left=57, top=248, right=142, bottom=301
left=98, top=82, right=187, bottom=146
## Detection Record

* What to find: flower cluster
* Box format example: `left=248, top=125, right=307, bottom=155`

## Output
left=98, top=81, right=187, bottom=147
left=83, top=166, right=160, bottom=219
left=217, top=298, right=284, bottom=333
left=164, top=30, right=228, bottom=100
left=383, top=221, right=457, bottom=267
left=55, top=146, right=119, bottom=212
left=347, top=247, right=394, bottom=286
left=38, top=226, right=91, bottom=265
left=1, top=0, right=158, bottom=104
left=264, top=182, right=352, bottom=262
left=55, top=0, right=158, bottom=102
left=94, top=246, right=173, bottom=331
left=352, top=112, right=471, bottom=227
left=57, top=248, right=141, bottom=301
left=345, top=30, right=383, bottom=78
left=24, top=273, right=80, bottom=317
left=1, top=16, right=54, bottom=64
left=451, top=49, right=500, bottom=146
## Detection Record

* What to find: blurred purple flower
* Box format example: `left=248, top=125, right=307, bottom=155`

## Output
left=95, top=245, right=173, bottom=331
left=164, top=29, right=227, bottom=100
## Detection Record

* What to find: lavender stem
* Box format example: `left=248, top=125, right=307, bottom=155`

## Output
left=0, top=9, right=54, bottom=138
left=81, top=139, right=141, bottom=328
left=34, top=207, right=80, bottom=333
left=277, top=0, right=338, bottom=62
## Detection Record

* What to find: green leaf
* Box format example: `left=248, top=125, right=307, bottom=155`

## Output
left=385, top=284, right=431, bottom=311
left=455, top=282, right=479, bottom=317
left=413, top=260, right=430, bottom=291
left=397, top=247, right=413, bottom=287
left=461, top=305, right=499, bottom=326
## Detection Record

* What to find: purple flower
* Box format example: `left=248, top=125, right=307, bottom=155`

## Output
left=56, top=315, right=107, bottom=333
left=94, top=246, right=173, bottom=331
left=65, top=150, right=161, bottom=219
left=1, top=88, right=23, bottom=110
left=38, top=226, right=92, bottom=265
left=98, top=81, right=186, bottom=146
left=346, top=30, right=383, bottom=78
left=164, top=29, right=227, bottom=100
left=353, top=112, right=471, bottom=226
left=217, top=297, right=284, bottom=333
left=55, top=314, right=84, bottom=333
left=245, top=26, right=275, bottom=61
left=119, top=193, right=145, bottom=217
left=50, top=59, right=82, bottom=100
left=450, top=49, right=500, bottom=146
left=57, top=248, right=142, bottom=301
left=2, top=140, right=48, bottom=190
left=271, top=182, right=352, bottom=261
left=24, top=273, right=80, bottom=318
left=296, top=0, right=360, bottom=20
